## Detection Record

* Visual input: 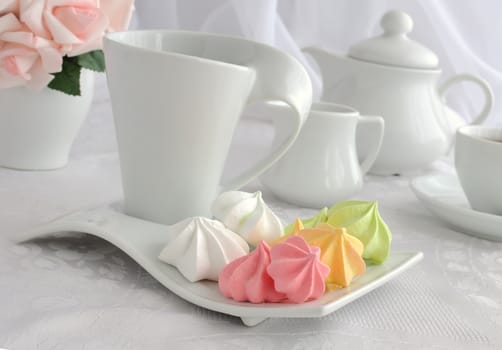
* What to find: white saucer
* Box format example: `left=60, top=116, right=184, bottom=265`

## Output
left=18, top=205, right=423, bottom=326
left=411, top=173, right=502, bottom=242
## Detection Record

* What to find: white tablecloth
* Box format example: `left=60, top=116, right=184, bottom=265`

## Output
left=1, top=75, right=501, bottom=349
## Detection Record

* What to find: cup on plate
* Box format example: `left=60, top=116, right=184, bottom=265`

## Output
left=103, top=31, right=312, bottom=225
left=455, top=126, right=502, bottom=215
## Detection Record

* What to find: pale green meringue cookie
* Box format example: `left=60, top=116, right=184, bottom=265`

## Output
left=284, top=207, right=329, bottom=234
left=326, top=200, right=392, bottom=264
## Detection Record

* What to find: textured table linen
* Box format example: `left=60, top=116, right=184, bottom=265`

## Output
left=1, top=76, right=501, bottom=349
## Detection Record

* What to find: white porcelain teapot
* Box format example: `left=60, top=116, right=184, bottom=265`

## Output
left=304, top=10, right=494, bottom=175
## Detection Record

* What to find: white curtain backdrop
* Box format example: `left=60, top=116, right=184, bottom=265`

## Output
left=131, top=0, right=502, bottom=126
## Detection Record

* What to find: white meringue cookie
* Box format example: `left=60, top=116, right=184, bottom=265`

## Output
left=211, top=191, right=284, bottom=246
left=158, top=217, right=249, bottom=282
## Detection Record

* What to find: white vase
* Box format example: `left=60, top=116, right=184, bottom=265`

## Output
left=0, top=69, right=94, bottom=170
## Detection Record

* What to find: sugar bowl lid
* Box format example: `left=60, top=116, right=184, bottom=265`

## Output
left=348, top=10, right=439, bottom=69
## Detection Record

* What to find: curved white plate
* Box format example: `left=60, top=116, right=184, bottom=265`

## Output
left=411, top=173, right=502, bottom=242
left=18, top=205, right=423, bottom=327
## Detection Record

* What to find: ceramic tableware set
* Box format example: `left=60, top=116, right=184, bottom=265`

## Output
left=301, top=10, right=501, bottom=242
left=107, top=10, right=494, bottom=221
left=266, top=9, right=499, bottom=243
left=19, top=10, right=498, bottom=325
left=303, top=10, right=493, bottom=176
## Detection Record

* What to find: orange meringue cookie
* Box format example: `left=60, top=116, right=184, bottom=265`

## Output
left=268, top=236, right=330, bottom=303
left=218, top=241, right=286, bottom=303
left=273, top=220, right=366, bottom=289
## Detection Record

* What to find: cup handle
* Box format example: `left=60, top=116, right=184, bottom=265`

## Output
left=438, top=73, right=493, bottom=125
left=357, top=115, right=385, bottom=175
left=220, top=47, right=313, bottom=192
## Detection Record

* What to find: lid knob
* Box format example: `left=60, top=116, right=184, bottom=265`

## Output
left=381, top=10, right=413, bottom=36
left=347, top=10, right=439, bottom=69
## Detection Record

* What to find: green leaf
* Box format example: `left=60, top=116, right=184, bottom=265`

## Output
left=77, top=50, right=106, bottom=72
left=48, top=56, right=82, bottom=96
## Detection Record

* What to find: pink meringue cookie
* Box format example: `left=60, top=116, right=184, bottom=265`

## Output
left=268, top=236, right=330, bottom=303
left=218, top=241, right=286, bottom=303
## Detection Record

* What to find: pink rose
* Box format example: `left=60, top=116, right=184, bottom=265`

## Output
left=100, top=0, right=134, bottom=32
left=0, top=1, right=20, bottom=16
left=0, top=13, right=62, bottom=89
left=20, top=0, right=133, bottom=57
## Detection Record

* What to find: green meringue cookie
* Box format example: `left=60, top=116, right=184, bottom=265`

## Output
left=326, top=200, right=392, bottom=264
left=284, top=207, right=329, bottom=234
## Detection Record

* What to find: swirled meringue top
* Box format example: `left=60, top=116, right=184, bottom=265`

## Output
left=268, top=236, right=330, bottom=303
left=158, top=217, right=249, bottom=282
left=284, top=207, right=328, bottom=234
left=218, top=241, right=286, bottom=303
left=211, top=191, right=284, bottom=246
left=284, top=200, right=392, bottom=264
left=274, top=220, right=366, bottom=289
left=327, top=201, right=392, bottom=264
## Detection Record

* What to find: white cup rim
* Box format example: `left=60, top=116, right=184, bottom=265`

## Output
left=104, top=30, right=292, bottom=73
left=457, top=125, right=502, bottom=146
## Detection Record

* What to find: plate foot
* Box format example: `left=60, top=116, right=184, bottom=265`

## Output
left=241, top=316, right=267, bottom=327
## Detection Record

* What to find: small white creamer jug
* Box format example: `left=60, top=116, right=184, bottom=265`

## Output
left=261, top=102, right=384, bottom=208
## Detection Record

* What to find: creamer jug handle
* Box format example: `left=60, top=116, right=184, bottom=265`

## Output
left=357, top=115, right=385, bottom=174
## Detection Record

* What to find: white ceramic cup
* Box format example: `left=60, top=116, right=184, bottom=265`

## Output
left=103, top=30, right=312, bottom=225
left=455, top=126, right=502, bottom=215
left=260, top=102, right=384, bottom=208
